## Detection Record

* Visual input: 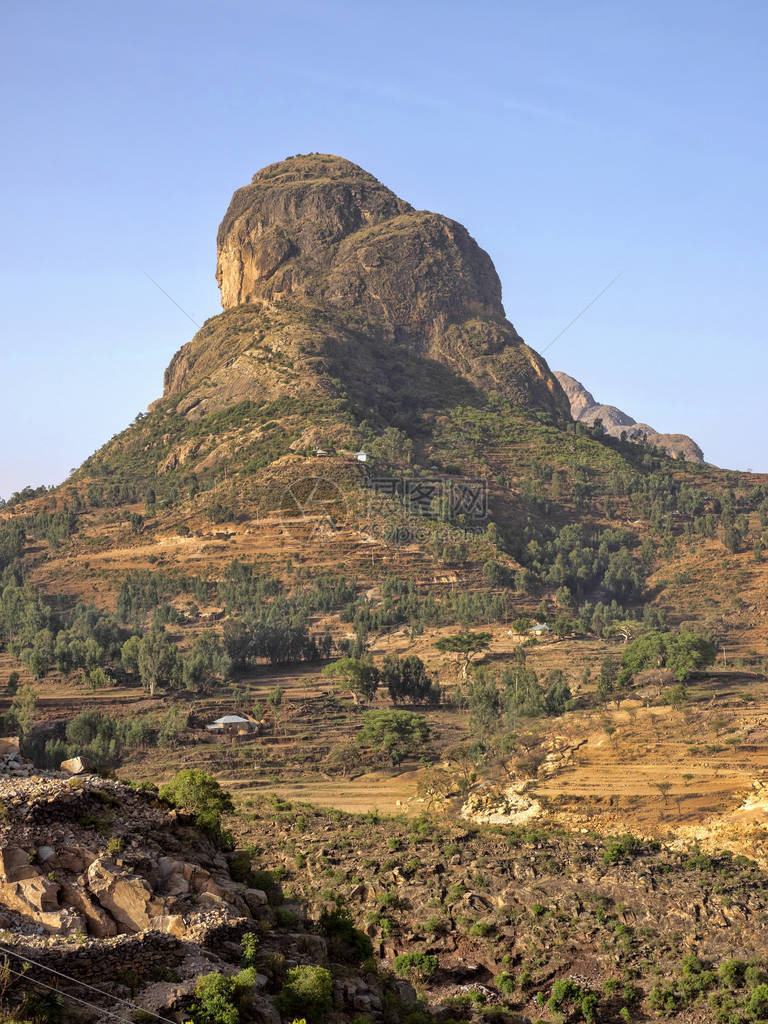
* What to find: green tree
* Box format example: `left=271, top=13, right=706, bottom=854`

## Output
left=466, top=677, right=500, bottom=741
left=369, top=427, right=413, bottom=469
left=159, top=769, right=234, bottom=839
left=723, top=525, right=742, bottom=553
left=381, top=654, right=432, bottom=704
left=267, top=684, right=285, bottom=732
left=322, top=657, right=379, bottom=703
left=596, top=655, right=618, bottom=703
left=21, top=628, right=55, bottom=678
left=137, top=629, right=180, bottom=695
left=621, top=630, right=716, bottom=682
left=120, top=635, right=140, bottom=676
left=543, top=670, right=572, bottom=715
left=358, top=709, right=430, bottom=764
left=7, top=683, right=37, bottom=739
left=435, top=630, right=492, bottom=679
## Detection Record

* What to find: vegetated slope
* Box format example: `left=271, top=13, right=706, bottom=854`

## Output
left=555, top=369, right=705, bottom=463
left=5, top=155, right=768, bottom=1024
left=233, top=794, right=768, bottom=1024
left=3, top=153, right=768, bottom=658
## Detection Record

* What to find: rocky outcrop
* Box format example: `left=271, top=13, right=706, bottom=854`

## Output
left=0, top=771, right=260, bottom=940
left=164, top=153, right=570, bottom=423
left=86, top=858, right=155, bottom=932
left=0, top=767, right=426, bottom=1024
left=555, top=370, right=704, bottom=462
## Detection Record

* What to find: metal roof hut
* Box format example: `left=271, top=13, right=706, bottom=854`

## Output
left=206, top=714, right=257, bottom=736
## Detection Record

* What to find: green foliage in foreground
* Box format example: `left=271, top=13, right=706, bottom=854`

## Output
left=275, top=965, right=333, bottom=1021
left=189, top=969, right=259, bottom=1024
left=159, top=769, right=234, bottom=841
left=393, top=952, right=439, bottom=982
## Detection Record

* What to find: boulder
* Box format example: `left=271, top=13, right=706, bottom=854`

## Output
left=150, top=914, right=187, bottom=938
left=244, top=888, right=268, bottom=911
left=60, top=881, right=118, bottom=938
left=61, top=756, right=92, bottom=775
left=56, top=847, right=93, bottom=873
left=0, top=846, right=39, bottom=883
left=86, top=858, right=153, bottom=932
left=0, top=876, right=60, bottom=916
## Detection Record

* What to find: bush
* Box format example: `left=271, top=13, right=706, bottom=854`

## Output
left=189, top=972, right=240, bottom=1024
left=603, top=834, right=642, bottom=865
left=494, top=971, right=516, bottom=996
left=159, top=769, right=234, bottom=843
left=548, top=979, right=599, bottom=1023
left=317, top=907, right=373, bottom=965
left=275, top=965, right=333, bottom=1020
left=719, top=958, right=747, bottom=989
left=745, top=983, right=768, bottom=1019
left=393, top=953, right=439, bottom=983
left=241, top=932, right=259, bottom=968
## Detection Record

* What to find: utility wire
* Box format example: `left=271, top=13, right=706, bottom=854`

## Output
left=0, top=946, right=177, bottom=1024
left=541, top=270, right=625, bottom=354
left=141, top=270, right=201, bottom=329
left=5, top=966, right=137, bottom=1024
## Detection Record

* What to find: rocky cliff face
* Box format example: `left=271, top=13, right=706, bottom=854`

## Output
left=165, top=153, right=570, bottom=423
left=0, top=758, right=263, bottom=940
left=555, top=370, right=704, bottom=462
left=215, top=154, right=502, bottom=342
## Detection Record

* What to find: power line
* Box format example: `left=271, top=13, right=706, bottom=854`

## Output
left=0, top=946, right=177, bottom=1024
left=541, top=270, right=625, bottom=355
left=141, top=269, right=201, bottom=329
left=5, top=965, right=136, bottom=1024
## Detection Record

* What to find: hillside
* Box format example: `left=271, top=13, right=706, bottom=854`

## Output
left=3, top=154, right=768, bottom=1023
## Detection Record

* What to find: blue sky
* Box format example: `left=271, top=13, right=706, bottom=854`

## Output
left=2, top=0, right=766, bottom=498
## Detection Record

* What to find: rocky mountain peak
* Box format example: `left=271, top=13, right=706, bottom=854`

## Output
left=215, top=152, right=507, bottom=348
left=164, top=154, right=570, bottom=422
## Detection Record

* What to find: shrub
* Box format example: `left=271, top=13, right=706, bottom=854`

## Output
left=719, top=958, right=747, bottom=989
left=649, top=981, right=679, bottom=1014
left=159, top=769, right=234, bottom=843
left=549, top=979, right=599, bottom=1023
left=745, top=983, right=768, bottom=1019
left=317, top=907, right=373, bottom=966
left=189, top=972, right=240, bottom=1024
left=603, top=834, right=641, bottom=865
left=494, top=971, right=516, bottom=996
left=241, top=932, right=259, bottom=968
left=275, top=965, right=333, bottom=1020
left=393, top=953, right=438, bottom=983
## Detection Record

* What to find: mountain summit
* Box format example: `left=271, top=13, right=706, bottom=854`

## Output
left=165, top=154, right=569, bottom=420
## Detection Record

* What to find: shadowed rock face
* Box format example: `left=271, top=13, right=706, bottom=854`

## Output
left=555, top=370, right=704, bottom=463
left=161, top=153, right=570, bottom=422
left=215, top=154, right=503, bottom=342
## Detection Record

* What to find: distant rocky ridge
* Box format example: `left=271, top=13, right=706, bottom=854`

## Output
left=554, top=370, right=704, bottom=463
